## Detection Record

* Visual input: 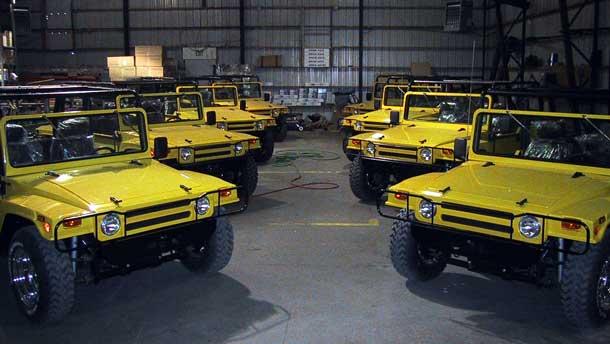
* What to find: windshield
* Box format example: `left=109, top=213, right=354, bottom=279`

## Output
left=406, top=94, right=488, bottom=124
left=1, top=96, right=117, bottom=116
left=5, top=111, right=146, bottom=168
left=198, top=87, right=238, bottom=107
left=235, top=83, right=262, bottom=99
left=119, top=93, right=202, bottom=125
left=474, top=112, right=610, bottom=168
left=383, top=86, right=409, bottom=107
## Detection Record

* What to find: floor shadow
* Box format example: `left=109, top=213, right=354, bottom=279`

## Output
left=0, top=260, right=289, bottom=344
left=246, top=195, right=289, bottom=212
left=405, top=272, right=610, bottom=344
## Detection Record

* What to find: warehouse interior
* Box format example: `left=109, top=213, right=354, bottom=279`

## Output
left=1, top=1, right=610, bottom=343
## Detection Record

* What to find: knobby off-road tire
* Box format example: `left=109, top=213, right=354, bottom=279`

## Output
left=342, top=129, right=356, bottom=161
left=253, top=129, right=275, bottom=163
left=560, top=236, right=610, bottom=329
left=8, top=226, right=75, bottom=323
left=274, top=117, right=288, bottom=142
left=181, top=216, right=234, bottom=275
left=349, top=154, right=377, bottom=201
left=390, top=210, right=447, bottom=282
left=239, top=154, right=259, bottom=196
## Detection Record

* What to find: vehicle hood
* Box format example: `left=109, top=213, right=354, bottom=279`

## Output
left=346, top=101, right=375, bottom=112
left=369, top=122, right=469, bottom=148
left=209, top=108, right=269, bottom=121
left=348, top=109, right=394, bottom=123
left=393, top=161, right=610, bottom=215
left=9, top=160, right=232, bottom=214
left=148, top=125, right=253, bottom=147
left=244, top=99, right=286, bottom=111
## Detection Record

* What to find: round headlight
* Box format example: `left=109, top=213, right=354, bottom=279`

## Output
left=419, top=200, right=437, bottom=219
left=101, top=213, right=121, bottom=236
left=217, top=122, right=227, bottom=130
left=196, top=196, right=211, bottom=216
left=354, top=109, right=360, bottom=115
left=519, top=215, right=541, bottom=238
left=355, top=121, right=363, bottom=131
left=366, top=142, right=376, bottom=154
left=180, top=148, right=193, bottom=161
left=272, top=109, right=279, bottom=116
left=234, top=142, right=244, bottom=153
left=420, top=148, right=433, bottom=161
left=256, top=121, right=264, bottom=130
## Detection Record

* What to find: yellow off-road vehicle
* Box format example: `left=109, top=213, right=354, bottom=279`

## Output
left=379, top=91, right=610, bottom=329
left=211, top=75, right=290, bottom=142
left=0, top=86, right=245, bottom=324
left=117, top=91, right=261, bottom=196
left=341, top=73, right=412, bottom=118
left=179, top=83, right=277, bottom=163
left=341, top=81, right=442, bottom=159
left=348, top=91, right=491, bottom=201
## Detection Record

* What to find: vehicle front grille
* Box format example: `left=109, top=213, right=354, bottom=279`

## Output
left=376, top=144, right=417, bottom=162
left=194, top=143, right=234, bottom=162
left=227, top=121, right=257, bottom=132
left=250, top=110, right=271, bottom=116
left=362, top=122, right=390, bottom=131
left=125, top=199, right=195, bottom=233
left=437, top=202, right=514, bottom=237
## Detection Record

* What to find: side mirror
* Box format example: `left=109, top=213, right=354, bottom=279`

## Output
left=454, top=137, right=467, bottom=161
left=374, top=99, right=381, bottom=110
left=365, top=92, right=373, bottom=101
left=153, top=137, right=169, bottom=159
left=263, top=93, right=271, bottom=102
left=206, top=111, right=217, bottom=125
left=389, top=111, right=400, bottom=125
left=240, top=99, right=247, bottom=111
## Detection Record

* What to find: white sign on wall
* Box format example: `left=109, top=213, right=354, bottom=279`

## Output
left=183, top=47, right=217, bottom=60
left=304, top=48, right=330, bottom=68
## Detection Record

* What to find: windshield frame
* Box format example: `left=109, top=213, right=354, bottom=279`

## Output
left=177, top=85, right=239, bottom=108
left=116, top=92, right=205, bottom=127
left=213, top=81, right=263, bottom=100
left=403, top=91, right=492, bottom=123
left=471, top=109, right=610, bottom=171
left=1, top=108, right=150, bottom=177
left=382, top=84, right=410, bottom=107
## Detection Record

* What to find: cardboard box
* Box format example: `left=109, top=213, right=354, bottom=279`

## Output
left=109, top=67, right=136, bottom=81
left=259, top=55, right=281, bottom=67
left=135, top=55, right=163, bottom=67
left=107, top=56, right=134, bottom=68
left=411, top=62, right=432, bottom=77
left=136, top=66, right=164, bottom=78
left=135, top=45, right=163, bottom=57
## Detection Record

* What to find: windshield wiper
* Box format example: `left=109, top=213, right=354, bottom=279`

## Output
left=583, top=116, right=610, bottom=146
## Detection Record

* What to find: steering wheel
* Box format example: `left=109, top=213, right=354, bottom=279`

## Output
left=95, top=147, right=115, bottom=154
left=164, top=113, right=182, bottom=122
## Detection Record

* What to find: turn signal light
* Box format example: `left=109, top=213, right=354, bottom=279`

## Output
left=394, top=193, right=408, bottom=200
left=442, top=149, right=453, bottom=156
left=351, top=139, right=361, bottom=146
left=63, top=219, right=82, bottom=227
left=345, top=119, right=352, bottom=125
left=43, top=222, right=51, bottom=233
left=561, top=221, right=581, bottom=230
left=220, top=189, right=232, bottom=197
left=249, top=139, right=258, bottom=145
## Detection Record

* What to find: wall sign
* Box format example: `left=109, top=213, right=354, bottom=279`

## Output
left=304, top=48, right=330, bottom=68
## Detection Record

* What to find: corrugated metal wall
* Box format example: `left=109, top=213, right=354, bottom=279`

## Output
left=15, top=0, right=608, bottom=89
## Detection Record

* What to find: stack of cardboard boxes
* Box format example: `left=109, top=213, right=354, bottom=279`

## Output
left=107, top=45, right=165, bottom=81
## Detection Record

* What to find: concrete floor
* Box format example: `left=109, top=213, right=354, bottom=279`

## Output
left=1, top=130, right=610, bottom=344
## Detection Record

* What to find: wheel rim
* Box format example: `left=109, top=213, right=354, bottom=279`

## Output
left=9, top=244, right=40, bottom=315
left=597, top=257, right=610, bottom=316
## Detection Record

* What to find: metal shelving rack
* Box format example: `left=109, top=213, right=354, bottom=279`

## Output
left=1, top=0, right=18, bottom=86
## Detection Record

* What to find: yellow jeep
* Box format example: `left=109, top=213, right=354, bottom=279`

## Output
left=380, top=106, right=610, bottom=329
left=179, top=84, right=277, bottom=163
left=212, top=76, right=290, bottom=142
left=0, top=89, right=244, bottom=323
left=341, top=83, right=441, bottom=159
left=117, top=91, right=262, bottom=196
left=341, top=73, right=412, bottom=118
left=348, top=91, right=491, bottom=201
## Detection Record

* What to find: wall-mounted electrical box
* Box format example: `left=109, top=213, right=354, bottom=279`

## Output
left=444, top=0, right=473, bottom=32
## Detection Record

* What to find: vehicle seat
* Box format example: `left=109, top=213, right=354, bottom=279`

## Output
left=438, top=102, right=468, bottom=123
left=524, top=121, right=573, bottom=160
left=6, top=124, right=45, bottom=166
left=50, top=117, right=96, bottom=160
left=141, top=100, right=163, bottom=124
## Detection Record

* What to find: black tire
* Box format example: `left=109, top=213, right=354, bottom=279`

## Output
left=560, top=236, right=610, bottom=329
left=181, top=216, right=234, bottom=275
left=390, top=210, right=447, bottom=282
left=274, top=117, right=288, bottom=142
left=253, top=129, right=275, bottom=163
left=349, top=154, right=378, bottom=201
left=8, top=226, right=75, bottom=324
left=239, top=154, right=258, bottom=196
left=342, top=129, right=356, bottom=161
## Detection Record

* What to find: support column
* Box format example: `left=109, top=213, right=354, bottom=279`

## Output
left=123, top=0, right=130, bottom=56
left=239, top=0, right=245, bottom=65
left=358, top=0, right=364, bottom=98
